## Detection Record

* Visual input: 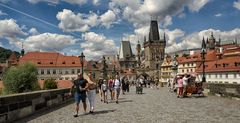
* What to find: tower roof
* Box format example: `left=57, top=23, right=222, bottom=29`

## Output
left=119, top=41, right=133, bottom=60
left=149, top=20, right=160, bottom=41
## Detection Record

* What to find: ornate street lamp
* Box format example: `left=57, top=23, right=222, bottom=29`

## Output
left=80, top=52, right=85, bottom=77
left=201, top=37, right=206, bottom=83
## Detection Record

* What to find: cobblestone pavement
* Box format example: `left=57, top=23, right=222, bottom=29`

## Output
left=17, top=87, right=240, bottom=123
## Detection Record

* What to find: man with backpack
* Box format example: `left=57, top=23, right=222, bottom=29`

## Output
left=69, top=73, right=88, bottom=117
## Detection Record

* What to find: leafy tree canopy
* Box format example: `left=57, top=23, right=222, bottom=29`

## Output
left=3, top=62, right=40, bottom=94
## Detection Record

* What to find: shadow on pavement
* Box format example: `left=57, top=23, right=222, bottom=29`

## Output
left=118, top=100, right=133, bottom=103
left=92, top=109, right=116, bottom=115
left=15, top=100, right=74, bottom=123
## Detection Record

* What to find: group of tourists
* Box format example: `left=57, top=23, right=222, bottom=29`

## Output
left=69, top=73, right=130, bottom=117
left=168, top=73, right=204, bottom=98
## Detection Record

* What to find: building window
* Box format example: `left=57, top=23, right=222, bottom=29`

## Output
left=65, top=70, right=69, bottom=74
left=187, top=69, right=189, bottom=73
left=220, top=74, right=222, bottom=78
left=190, top=69, right=193, bottom=72
left=65, top=77, right=69, bottom=80
left=41, top=69, right=44, bottom=74
left=215, top=74, right=217, bottom=78
left=183, top=64, right=185, bottom=67
left=234, top=74, right=237, bottom=78
left=156, top=64, right=159, bottom=69
left=77, top=69, right=80, bottom=73
left=47, top=69, right=50, bottom=74
left=72, top=69, right=75, bottom=74
left=182, top=70, right=184, bottom=73
left=50, top=62, right=53, bottom=64
left=191, top=63, right=193, bottom=66
left=53, top=69, right=56, bottom=74
left=187, top=63, right=189, bottom=66
left=225, top=74, right=228, bottom=78
left=59, top=69, right=62, bottom=74
left=62, top=61, right=66, bottom=64
left=37, top=62, right=41, bottom=64
left=208, top=74, right=211, bottom=78
left=72, top=62, right=75, bottom=64
left=59, top=77, right=63, bottom=80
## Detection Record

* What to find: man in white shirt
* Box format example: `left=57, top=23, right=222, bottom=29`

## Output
left=114, top=75, right=121, bottom=104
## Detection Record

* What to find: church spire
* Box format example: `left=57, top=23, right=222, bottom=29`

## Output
left=202, top=37, right=206, bottom=49
left=149, top=18, right=160, bottom=41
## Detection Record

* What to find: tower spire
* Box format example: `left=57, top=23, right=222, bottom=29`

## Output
left=149, top=18, right=160, bottom=41
left=202, top=37, right=206, bottom=49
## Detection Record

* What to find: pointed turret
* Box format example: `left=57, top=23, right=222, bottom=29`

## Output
left=149, top=19, right=160, bottom=41
left=202, top=37, right=206, bottom=49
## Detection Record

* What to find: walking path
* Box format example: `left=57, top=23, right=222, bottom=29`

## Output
left=17, top=87, right=240, bottom=123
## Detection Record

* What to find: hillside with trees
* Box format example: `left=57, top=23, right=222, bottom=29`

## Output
left=0, top=47, right=20, bottom=63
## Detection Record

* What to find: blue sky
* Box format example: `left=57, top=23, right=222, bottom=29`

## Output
left=0, top=0, right=240, bottom=60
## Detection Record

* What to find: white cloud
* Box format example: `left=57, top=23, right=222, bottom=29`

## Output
left=81, top=32, right=117, bottom=60
left=92, top=0, right=100, bottom=6
left=22, top=33, right=77, bottom=52
left=166, top=28, right=240, bottom=53
left=0, top=19, right=27, bottom=38
left=109, top=0, right=210, bottom=28
left=100, top=10, right=117, bottom=28
left=0, top=10, right=7, bottom=16
left=28, top=28, right=40, bottom=35
left=56, top=9, right=117, bottom=32
left=215, top=13, right=222, bottom=17
left=233, top=0, right=240, bottom=10
left=0, top=42, right=3, bottom=47
left=162, top=15, right=172, bottom=28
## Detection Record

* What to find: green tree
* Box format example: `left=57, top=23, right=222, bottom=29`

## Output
left=3, top=62, right=40, bottom=94
left=44, top=78, right=58, bottom=89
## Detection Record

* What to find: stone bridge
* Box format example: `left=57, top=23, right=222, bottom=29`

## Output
left=1, top=87, right=240, bottom=123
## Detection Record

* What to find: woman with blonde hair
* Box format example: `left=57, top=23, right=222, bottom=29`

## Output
left=84, top=73, right=97, bottom=113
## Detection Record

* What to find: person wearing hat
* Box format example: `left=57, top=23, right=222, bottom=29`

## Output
left=69, top=73, right=89, bottom=117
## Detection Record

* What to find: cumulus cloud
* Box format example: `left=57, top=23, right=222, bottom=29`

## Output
left=81, top=32, right=117, bottom=60
left=56, top=9, right=116, bottom=32
left=215, top=13, right=222, bottom=17
left=22, top=33, right=77, bottom=52
left=166, top=28, right=240, bottom=53
left=109, top=0, right=210, bottom=28
left=0, top=19, right=27, bottom=39
left=100, top=10, right=117, bottom=28
left=28, top=28, right=40, bottom=35
left=233, top=0, right=240, bottom=10
left=0, top=10, right=7, bottom=16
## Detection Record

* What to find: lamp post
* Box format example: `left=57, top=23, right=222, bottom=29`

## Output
left=201, top=37, right=206, bottom=83
left=80, top=52, right=85, bottom=77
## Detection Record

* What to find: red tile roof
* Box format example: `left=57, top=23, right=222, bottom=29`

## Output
left=19, top=52, right=87, bottom=68
left=196, top=56, right=240, bottom=73
left=177, top=50, right=217, bottom=64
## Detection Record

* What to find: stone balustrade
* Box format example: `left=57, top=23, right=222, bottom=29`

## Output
left=0, top=88, right=72, bottom=123
left=205, top=83, right=240, bottom=98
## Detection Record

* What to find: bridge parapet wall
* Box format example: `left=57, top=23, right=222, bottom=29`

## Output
left=0, top=88, right=72, bottom=123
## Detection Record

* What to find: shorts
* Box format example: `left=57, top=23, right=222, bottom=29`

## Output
left=74, top=92, right=86, bottom=103
left=115, top=88, right=120, bottom=96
